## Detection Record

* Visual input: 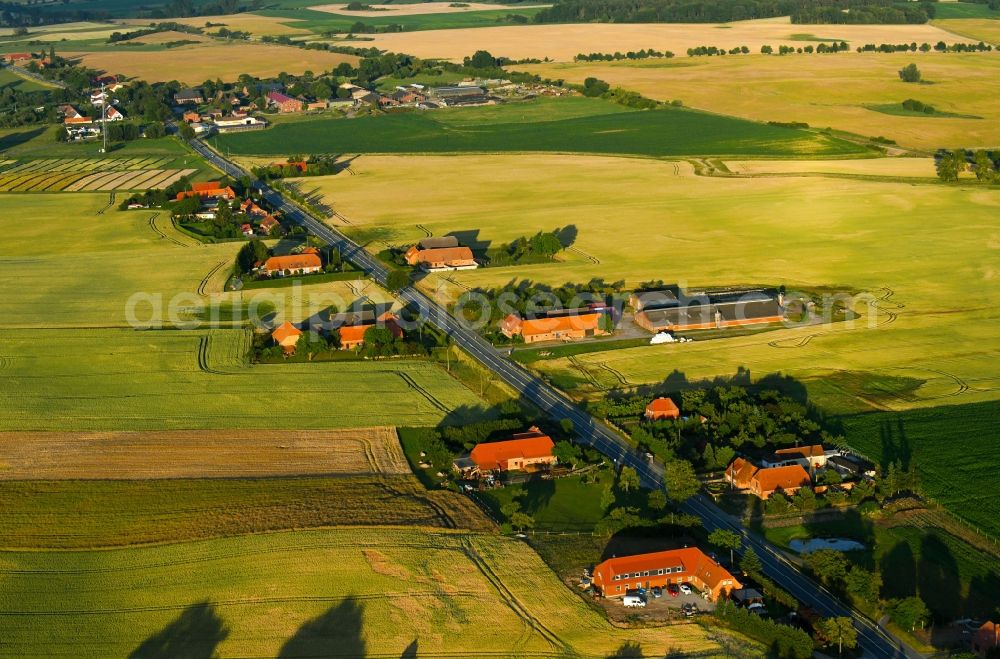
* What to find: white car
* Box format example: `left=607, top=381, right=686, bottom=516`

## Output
left=679, top=584, right=693, bottom=595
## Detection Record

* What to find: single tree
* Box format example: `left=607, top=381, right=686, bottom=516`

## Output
left=617, top=466, right=640, bottom=494
left=647, top=489, right=667, bottom=511
left=888, top=596, right=929, bottom=631
left=898, top=63, right=921, bottom=83
left=816, top=617, right=857, bottom=657
left=662, top=459, right=700, bottom=503
left=386, top=269, right=410, bottom=292
left=510, top=511, right=534, bottom=533
left=708, top=529, right=741, bottom=566
left=740, top=547, right=763, bottom=576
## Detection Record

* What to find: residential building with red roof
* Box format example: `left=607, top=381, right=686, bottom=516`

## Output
left=271, top=321, right=302, bottom=353
left=262, top=253, right=322, bottom=277
left=4, top=53, right=32, bottom=64
left=592, top=547, right=742, bottom=601
left=749, top=464, right=811, bottom=500
left=461, top=427, right=556, bottom=474
left=973, top=621, right=999, bottom=658
left=645, top=397, right=680, bottom=421
left=258, top=215, right=281, bottom=235
left=500, top=310, right=608, bottom=344
left=725, top=457, right=759, bottom=491
left=763, top=444, right=829, bottom=470
left=335, top=311, right=403, bottom=350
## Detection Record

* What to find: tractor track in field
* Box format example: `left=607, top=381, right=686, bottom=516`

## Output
left=567, top=246, right=600, bottom=264
left=444, top=276, right=471, bottom=292
left=768, top=285, right=902, bottom=348
left=415, top=223, right=432, bottom=238
left=396, top=371, right=451, bottom=413
left=95, top=192, right=115, bottom=215
left=460, top=538, right=570, bottom=654
left=331, top=210, right=353, bottom=225
left=595, top=361, right=629, bottom=387
left=197, top=260, right=228, bottom=297
left=379, top=481, right=458, bottom=529
left=197, top=335, right=240, bottom=375
left=147, top=214, right=188, bottom=248
left=568, top=356, right=605, bottom=390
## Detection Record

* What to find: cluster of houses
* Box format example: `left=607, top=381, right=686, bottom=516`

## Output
left=501, top=305, right=612, bottom=344
left=404, top=236, right=478, bottom=272
left=175, top=86, right=270, bottom=135
left=2, top=52, right=52, bottom=68
left=59, top=79, right=128, bottom=140
left=172, top=181, right=282, bottom=237
left=725, top=444, right=875, bottom=500
left=269, top=310, right=404, bottom=354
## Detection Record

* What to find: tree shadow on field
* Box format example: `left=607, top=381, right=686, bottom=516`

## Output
left=0, top=126, right=45, bottom=152
left=446, top=229, right=490, bottom=252
left=879, top=418, right=912, bottom=471
left=606, top=641, right=643, bottom=657
left=129, top=601, right=228, bottom=659
left=400, top=639, right=418, bottom=658
left=278, top=597, right=366, bottom=658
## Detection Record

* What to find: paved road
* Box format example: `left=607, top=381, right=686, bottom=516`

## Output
left=190, top=139, right=916, bottom=659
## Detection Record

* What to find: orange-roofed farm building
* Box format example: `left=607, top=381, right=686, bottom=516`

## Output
left=645, top=397, right=680, bottom=421
left=973, top=621, right=999, bottom=658
left=267, top=91, right=304, bottom=113
left=763, top=444, right=829, bottom=470
left=461, top=427, right=556, bottom=474
left=175, top=181, right=236, bottom=201
left=501, top=310, right=608, bottom=344
left=336, top=312, right=403, bottom=350
left=271, top=321, right=302, bottom=353
left=592, top=548, right=742, bottom=601
left=749, top=464, right=811, bottom=500
left=404, top=245, right=477, bottom=271
left=262, top=253, right=322, bottom=277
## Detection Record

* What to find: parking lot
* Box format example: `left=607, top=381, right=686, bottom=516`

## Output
left=595, top=585, right=717, bottom=623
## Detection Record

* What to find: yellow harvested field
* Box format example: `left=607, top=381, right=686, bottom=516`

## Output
left=116, top=13, right=313, bottom=36
left=521, top=53, right=1000, bottom=149
left=311, top=1, right=546, bottom=16
left=933, top=18, right=1000, bottom=45
left=723, top=157, right=937, bottom=177
left=68, top=41, right=358, bottom=84
left=358, top=19, right=967, bottom=61
left=0, top=427, right=410, bottom=479
left=116, top=29, right=211, bottom=45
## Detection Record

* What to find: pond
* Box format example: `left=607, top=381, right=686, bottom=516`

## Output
left=789, top=537, right=866, bottom=553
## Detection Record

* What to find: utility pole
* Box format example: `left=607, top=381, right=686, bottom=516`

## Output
left=99, top=83, right=107, bottom=154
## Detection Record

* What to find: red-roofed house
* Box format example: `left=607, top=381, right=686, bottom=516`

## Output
left=725, top=457, right=759, bottom=491
left=973, top=621, right=999, bottom=658
left=4, top=53, right=32, bottom=64
left=267, top=91, right=304, bottom=113
left=271, top=321, right=302, bottom=353
left=258, top=215, right=280, bottom=235
left=592, top=547, right=742, bottom=601
left=337, top=311, right=403, bottom=350
left=404, top=245, right=477, bottom=271
left=500, top=310, right=608, bottom=344
left=460, top=427, right=556, bottom=474
left=175, top=182, right=237, bottom=201
left=262, top=253, right=322, bottom=277
left=645, top=397, right=680, bottom=421
left=749, top=464, right=811, bottom=500
left=763, top=444, right=829, bottom=470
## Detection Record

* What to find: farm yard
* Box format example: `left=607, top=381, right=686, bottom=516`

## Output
left=305, top=153, right=1000, bottom=415
left=0, top=328, right=487, bottom=430
left=522, top=52, right=1000, bottom=150
left=0, top=528, right=724, bottom=658
left=0, top=427, right=411, bottom=479
left=0, top=157, right=197, bottom=192
left=212, top=96, right=867, bottom=157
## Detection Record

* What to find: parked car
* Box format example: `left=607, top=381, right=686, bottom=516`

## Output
left=623, top=594, right=646, bottom=608
left=651, top=586, right=662, bottom=598
left=667, top=584, right=680, bottom=597
left=679, top=584, right=693, bottom=596
left=681, top=602, right=698, bottom=617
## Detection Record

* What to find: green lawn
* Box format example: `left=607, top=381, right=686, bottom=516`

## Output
left=211, top=96, right=866, bottom=158
left=0, top=67, right=50, bottom=92
left=838, top=401, right=1000, bottom=540
left=482, top=473, right=612, bottom=531
left=933, top=2, right=1000, bottom=19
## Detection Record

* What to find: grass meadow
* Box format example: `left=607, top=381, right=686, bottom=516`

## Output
left=304, top=153, right=1000, bottom=416
left=212, top=96, right=866, bottom=158
left=521, top=53, right=1000, bottom=150
left=0, top=528, right=721, bottom=658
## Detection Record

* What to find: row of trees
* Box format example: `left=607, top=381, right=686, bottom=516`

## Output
left=936, top=149, right=999, bottom=183
left=574, top=48, right=674, bottom=62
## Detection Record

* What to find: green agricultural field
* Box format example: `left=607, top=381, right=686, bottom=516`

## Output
left=521, top=53, right=1000, bottom=150
left=0, top=67, right=50, bottom=92
left=211, top=96, right=867, bottom=158
left=0, top=528, right=722, bottom=658
left=838, top=401, right=1000, bottom=540
left=305, top=154, right=998, bottom=417
left=0, top=476, right=492, bottom=548
left=255, top=5, right=547, bottom=33
left=0, top=328, right=487, bottom=430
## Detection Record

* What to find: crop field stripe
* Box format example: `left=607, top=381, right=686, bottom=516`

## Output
left=97, top=170, right=146, bottom=191
left=117, top=169, right=163, bottom=190
left=24, top=172, right=72, bottom=192
left=45, top=173, right=89, bottom=192
left=81, top=171, right=129, bottom=191
left=149, top=168, right=193, bottom=189
left=64, top=172, right=105, bottom=191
